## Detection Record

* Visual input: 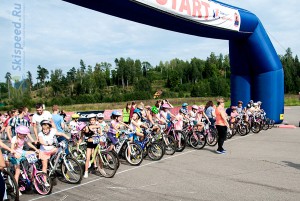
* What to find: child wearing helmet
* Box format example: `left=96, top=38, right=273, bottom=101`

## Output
left=69, top=113, right=79, bottom=131
left=107, top=110, right=129, bottom=152
left=10, top=125, right=39, bottom=193
left=160, top=103, right=176, bottom=127
left=38, top=120, right=70, bottom=174
left=181, top=103, right=189, bottom=115
left=189, top=105, right=199, bottom=126
left=128, top=109, right=144, bottom=143
left=174, top=109, right=188, bottom=148
left=230, top=106, right=239, bottom=128
left=97, top=113, right=108, bottom=133
left=196, top=106, right=210, bottom=131
left=76, top=121, right=105, bottom=178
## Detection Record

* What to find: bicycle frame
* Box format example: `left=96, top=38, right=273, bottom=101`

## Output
left=49, top=143, right=75, bottom=177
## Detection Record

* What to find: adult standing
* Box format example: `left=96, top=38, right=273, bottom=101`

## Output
left=52, top=105, right=69, bottom=154
left=129, top=101, right=136, bottom=120
left=7, top=107, right=34, bottom=143
left=122, top=102, right=131, bottom=124
left=215, top=98, right=230, bottom=154
left=205, top=101, right=216, bottom=127
left=52, top=105, right=65, bottom=133
left=32, top=103, right=54, bottom=142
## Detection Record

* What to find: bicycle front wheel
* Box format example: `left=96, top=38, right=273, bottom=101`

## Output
left=61, top=157, right=83, bottom=184
left=96, top=151, right=118, bottom=178
left=2, top=169, right=19, bottom=200
left=33, top=172, right=53, bottom=195
left=147, top=142, right=164, bottom=161
left=163, top=135, right=176, bottom=155
left=206, top=129, right=218, bottom=146
left=125, top=142, right=143, bottom=166
left=189, top=132, right=206, bottom=150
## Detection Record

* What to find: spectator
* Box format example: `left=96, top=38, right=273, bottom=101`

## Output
left=7, top=107, right=34, bottom=143
left=32, top=103, right=54, bottom=141
left=60, top=109, right=67, bottom=122
left=52, top=105, right=65, bottom=133
left=122, top=102, right=131, bottom=124
left=215, top=98, right=230, bottom=154
left=129, top=101, right=136, bottom=120
left=205, top=101, right=216, bottom=127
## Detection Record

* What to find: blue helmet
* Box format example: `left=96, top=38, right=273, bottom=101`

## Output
left=112, top=110, right=122, bottom=116
left=182, top=103, right=188, bottom=107
left=133, top=109, right=142, bottom=119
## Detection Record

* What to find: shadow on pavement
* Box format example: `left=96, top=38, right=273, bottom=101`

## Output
left=282, top=161, right=300, bottom=170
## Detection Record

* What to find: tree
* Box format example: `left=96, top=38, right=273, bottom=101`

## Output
left=26, top=71, right=33, bottom=91
left=5, top=72, right=12, bottom=99
left=36, top=65, right=49, bottom=87
left=50, top=69, right=63, bottom=96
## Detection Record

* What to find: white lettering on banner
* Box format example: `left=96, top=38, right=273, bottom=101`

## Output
left=132, top=0, right=241, bottom=31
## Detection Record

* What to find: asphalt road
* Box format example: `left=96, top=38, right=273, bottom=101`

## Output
left=19, top=107, right=300, bottom=201
left=0, top=107, right=300, bottom=201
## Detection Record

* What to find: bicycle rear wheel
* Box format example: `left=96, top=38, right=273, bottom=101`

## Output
left=96, top=151, right=118, bottom=178
left=251, top=122, right=261, bottom=133
left=33, top=172, right=53, bottom=195
left=2, top=169, right=19, bottom=201
left=61, top=157, right=83, bottom=184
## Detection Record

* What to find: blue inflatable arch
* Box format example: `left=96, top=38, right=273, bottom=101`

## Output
left=63, top=0, right=284, bottom=123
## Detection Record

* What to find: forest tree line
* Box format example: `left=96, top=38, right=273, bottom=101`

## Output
left=1, top=48, right=299, bottom=109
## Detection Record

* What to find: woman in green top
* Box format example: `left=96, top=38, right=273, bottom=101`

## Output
left=122, top=102, right=131, bottom=124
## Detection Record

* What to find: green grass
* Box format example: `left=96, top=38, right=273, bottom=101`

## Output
left=1, top=95, right=299, bottom=113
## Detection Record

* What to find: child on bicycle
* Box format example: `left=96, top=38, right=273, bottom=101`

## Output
left=97, top=113, right=108, bottom=147
left=10, top=125, right=39, bottom=194
left=76, top=122, right=105, bottom=178
left=97, top=113, right=108, bottom=133
left=107, top=111, right=129, bottom=150
left=196, top=106, right=210, bottom=132
left=38, top=120, right=70, bottom=174
left=128, top=109, right=144, bottom=143
left=69, top=113, right=80, bottom=144
left=174, top=109, right=188, bottom=148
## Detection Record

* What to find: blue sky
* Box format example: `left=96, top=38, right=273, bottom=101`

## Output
left=0, top=0, right=299, bottom=83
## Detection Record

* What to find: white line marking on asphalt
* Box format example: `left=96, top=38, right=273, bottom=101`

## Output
left=28, top=135, right=252, bottom=201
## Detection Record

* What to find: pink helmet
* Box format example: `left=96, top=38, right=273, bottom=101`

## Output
left=198, top=108, right=204, bottom=112
left=162, top=103, right=171, bottom=109
left=192, top=105, right=199, bottom=110
left=15, top=125, right=30, bottom=135
left=76, top=122, right=87, bottom=131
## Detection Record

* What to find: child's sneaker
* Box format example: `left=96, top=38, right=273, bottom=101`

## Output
left=83, top=171, right=89, bottom=178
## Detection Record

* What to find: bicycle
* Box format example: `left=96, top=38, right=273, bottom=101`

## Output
left=134, top=130, right=164, bottom=161
left=109, top=130, right=143, bottom=166
left=10, top=153, right=53, bottom=195
left=47, top=140, right=83, bottom=184
left=163, top=121, right=186, bottom=152
left=182, top=121, right=206, bottom=150
left=87, top=135, right=118, bottom=178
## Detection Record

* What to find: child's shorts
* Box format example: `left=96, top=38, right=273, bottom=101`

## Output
left=39, top=148, right=57, bottom=160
